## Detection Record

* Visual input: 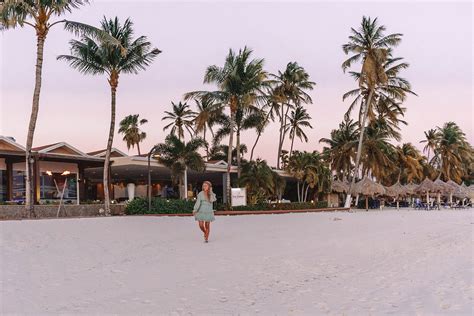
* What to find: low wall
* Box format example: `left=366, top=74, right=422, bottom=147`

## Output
left=0, top=204, right=126, bottom=220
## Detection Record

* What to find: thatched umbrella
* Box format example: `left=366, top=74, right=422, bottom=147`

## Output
left=463, top=183, right=474, bottom=201
left=446, top=180, right=462, bottom=205
left=434, top=178, right=455, bottom=207
left=385, top=181, right=408, bottom=210
left=354, top=177, right=386, bottom=211
left=331, top=180, right=349, bottom=193
left=404, top=183, right=418, bottom=195
left=415, top=178, right=444, bottom=210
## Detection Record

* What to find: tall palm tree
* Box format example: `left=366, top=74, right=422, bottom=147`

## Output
left=286, top=151, right=331, bottom=202
left=162, top=101, right=196, bottom=141
left=341, top=16, right=403, bottom=208
left=285, top=105, right=313, bottom=158
left=420, top=128, right=437, bottom=162
left=58, top=17, right=161, bottom=214
left=271, top=62, right=315, bottom=169
left=432, top=122, right=472, bottom=182
left=392, top=143, right=424, bottom=184
left=319, top=118, right=359, bottom=181
left=239, top=159, right=276, bottom=205
left=193, top=97, right=222, bottom=159
left=212, top=106, right=262, bottom=177
left=208, top=144, right=248, bottom=164
left=118, top=114, right=148, bottom=155
left=249, top=97, right=279, bottom=161
left=184, top=47, right=268, bottom=204
left=0, top=0, right=118, bottom=216
left=154, top=134, right=206, bottom=199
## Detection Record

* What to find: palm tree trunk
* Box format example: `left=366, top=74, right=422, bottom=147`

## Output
left=204, top=127, right=209, bottom=160
left=289, top=132, right=295, bottom=159
left=250, top=132, right=261, bottom=161
left=344, top=89, right=374, bottom=208
left=304, top=185, right=310, bottom=202
left=226, top=110, right=235, bottom=206
left=250, top=109, right=272, bottom=161
left=137, top=142, right=141, bottom=156
left=296, top=181, right=300, bottom=202
left=25, top=34, right=47, bottom=217
left=104, top=74, right=118, bottom=215
left=236, top=129, right=241, bottom=179
left=277, top=104, right=285, bottom=169
left=278, top=103, right=292, bottom=168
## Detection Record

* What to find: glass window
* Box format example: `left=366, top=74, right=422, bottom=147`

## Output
left=0, top=170, right=7, bottom=202
left=40, top=172, right=77, bottom=201
left=12, top=170, right=26, bottom=201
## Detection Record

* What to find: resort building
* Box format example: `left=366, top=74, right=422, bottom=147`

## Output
left=0, top=136, right=251, bottom=204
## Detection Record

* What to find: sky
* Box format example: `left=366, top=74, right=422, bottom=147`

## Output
left=0, top=0, right=472, bottom=167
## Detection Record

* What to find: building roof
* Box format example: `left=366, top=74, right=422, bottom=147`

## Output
left=88, top=148, right=128, bottom=158
left=0, top=136, right=26, bottom=152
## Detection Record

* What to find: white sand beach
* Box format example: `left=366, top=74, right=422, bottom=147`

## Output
left=1, top=210, right=473, bottom=315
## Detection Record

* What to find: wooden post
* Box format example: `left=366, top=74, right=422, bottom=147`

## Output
left=6, top=159, right=13, bottom=201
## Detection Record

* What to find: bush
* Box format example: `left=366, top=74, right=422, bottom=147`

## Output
left=125, top=198, right=329, bottom=215
left=125, top=198, right=195, bottom=215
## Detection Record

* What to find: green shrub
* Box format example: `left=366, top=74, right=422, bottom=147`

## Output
left=125, top=198, right=195, bottom=215
left=125, top=198, right=329, bottom=215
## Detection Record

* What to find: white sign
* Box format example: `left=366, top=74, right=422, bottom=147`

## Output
left=231, top=188, right=247, bottom=207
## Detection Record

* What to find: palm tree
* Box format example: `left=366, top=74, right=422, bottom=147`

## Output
left=319, top=118, right=359, bottom=181
left=392, top=143, right=424, bottom=184
left=360, top=121, right=396, bottom=181
left=0, top=0, right=119, bottom=216
left=208, top=144, right=248, bottom=165
left=118, top=114, right=148, bottom=155
left=420, top=128, right=437, bottom=162
left=271, top=62, right=315, bottom=169
left=342, top=16, right=403, bottom=208
left=432, top=122, right=472, bottom=182
left=193, top=97, right=222, bottom=159
left=285, top=105, right=313, bottom=158
left=58, top=17, right=161, bottom=214
left=239, top=159, right=276, bottom=205
left=286, top=151, right=330, bottom=202
left=154, top=134, right=206, bottom=199
left=162, top=101, right=196, bottom=141
left=212, top=106, right=263, bottom=177
left=249, top=98, right=278, bottom=161
left=184, top=47, right=268, bottom=204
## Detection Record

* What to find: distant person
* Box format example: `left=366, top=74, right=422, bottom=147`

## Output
left=192, top=181, right=216, bottom=243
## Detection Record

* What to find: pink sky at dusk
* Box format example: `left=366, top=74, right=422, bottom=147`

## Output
left=0, top=1, right=472, bottom=167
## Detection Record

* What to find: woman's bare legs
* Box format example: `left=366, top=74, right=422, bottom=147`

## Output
left=198, top=221, right=206, bottom=240
left=204, top=222, right=211, bottom=241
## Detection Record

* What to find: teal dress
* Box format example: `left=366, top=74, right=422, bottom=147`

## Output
left=194, top=191, right=216, bottom=222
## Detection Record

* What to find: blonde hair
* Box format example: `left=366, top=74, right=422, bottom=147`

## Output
left=202, top=181, right=213, bottom=201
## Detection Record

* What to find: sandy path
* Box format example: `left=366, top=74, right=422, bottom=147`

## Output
left=1, top=210, right=473, bottom=315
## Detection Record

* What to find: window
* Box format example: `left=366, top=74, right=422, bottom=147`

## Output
left=40, top=172, right=77, bottom=201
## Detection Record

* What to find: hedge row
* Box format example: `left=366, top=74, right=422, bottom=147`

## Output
left=125, top=198, right=328, bottom=215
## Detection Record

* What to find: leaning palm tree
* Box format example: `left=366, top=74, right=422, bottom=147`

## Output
left=319, top=118, right=359, bottom=181
left=341, top=16, right=403, bottom=208
left=118, top=114, right=148, bottom=155
left=420, top=128, right=438, bottom=162
left=285, top=105, right=313, bottom=158
left=162, top=101, right=196, bottom=141
left=58, top=17, right=161, bottom=214
left=271, top=62, right=315, bottom=169
left=184, top=47, right=268, bottom=204
left=154, top=134, right=206, bottom=199
left=0, top=0, right=119, bottom=216
left=193, top=97, right=222, bottom=159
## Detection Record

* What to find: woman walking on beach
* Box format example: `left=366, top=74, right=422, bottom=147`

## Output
left=193, top=181, right=217, bottom=242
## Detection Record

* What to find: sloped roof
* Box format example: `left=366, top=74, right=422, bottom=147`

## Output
left=0, top=136, right=25, bottom=152
left=33, top=142, right=89, bottom=157
left=88, top=148, right=128, bottom=157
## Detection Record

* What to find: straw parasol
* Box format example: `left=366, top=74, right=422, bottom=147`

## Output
left=446, top=180, right=462, bottom=205
left=415, top=178, right=444, bottom=210
left=331, top=180, right=349, bottom=193
left=404, top=183, right=418, bottom=196
left=385, top=181, right=408, bottom=210
left=434, top=178, right=455, bottom=207
left=354, top=177, right=386, bottom=211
